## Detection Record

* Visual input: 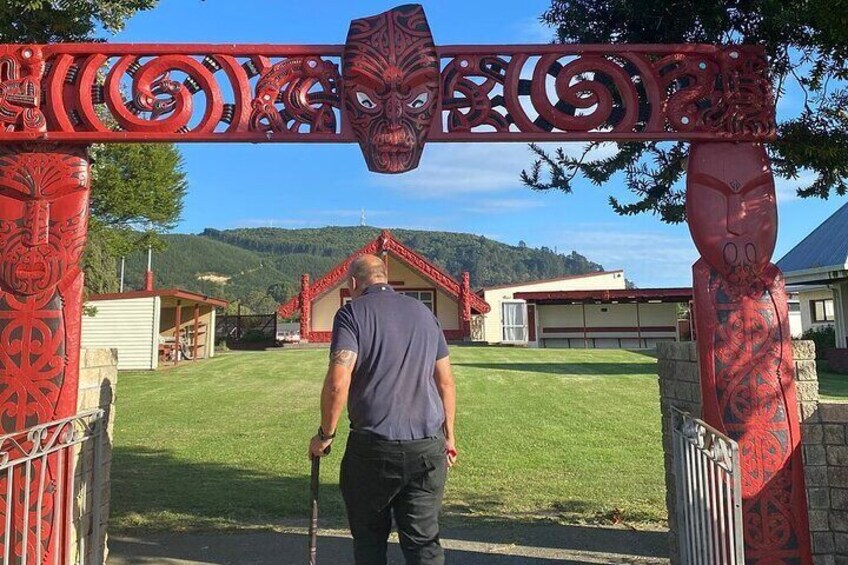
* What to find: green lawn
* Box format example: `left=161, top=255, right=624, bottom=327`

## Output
left=819, top=365, right=848, bottom=401
left=111, top=347, right=667, bottom=532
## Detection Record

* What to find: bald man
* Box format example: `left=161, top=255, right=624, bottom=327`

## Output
left=308, top=254, right=457, bottom=565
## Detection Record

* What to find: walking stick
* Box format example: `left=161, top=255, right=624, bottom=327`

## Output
left=308, top=446, right=329, bottom=565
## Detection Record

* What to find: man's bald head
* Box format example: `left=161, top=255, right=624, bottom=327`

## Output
left=348, top=255, right=388, bottom=292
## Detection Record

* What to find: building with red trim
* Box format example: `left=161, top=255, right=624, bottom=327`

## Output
left=477, top=271, right=693, bottom=348
left=277, top=230, right=491, bottom=342
left=82, top=288, right=228, bottom=370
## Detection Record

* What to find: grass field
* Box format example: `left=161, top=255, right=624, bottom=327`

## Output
left=111, top=347, right=667, bottom=533
left=819, top=365, right=848, bottom=401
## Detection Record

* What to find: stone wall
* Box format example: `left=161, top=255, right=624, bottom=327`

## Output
left=656, top=342, right=702, bottom=565
left=71, top=348, right=117, bottom=565
left=657, top=340, right=848, bottom=564
left=794, top=340, right=848, bottom=564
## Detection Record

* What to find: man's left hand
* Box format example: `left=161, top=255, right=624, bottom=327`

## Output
left=309, top=434, right=333, bottom=459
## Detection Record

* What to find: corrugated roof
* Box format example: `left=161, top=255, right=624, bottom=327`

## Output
left=777, top=201, right=848, bottom=274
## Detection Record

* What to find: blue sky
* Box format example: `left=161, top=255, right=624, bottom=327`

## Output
left=111, top=0, right=845, bottom=288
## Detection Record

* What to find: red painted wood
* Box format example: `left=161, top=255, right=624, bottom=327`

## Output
left=515, top=288, right=692, bottom=303
left=527, top=305, right=536, bottom=342
left=277, top=230, right=490, bottom=318
left=0, top=37, right=774, bottom=154
left=299, top=274, right=311, bottom=342
left=688, top=142, right=811, bottom=564
left=542, top=325, right=676, bottom=334
left=0, top=144, right=90, bottom=564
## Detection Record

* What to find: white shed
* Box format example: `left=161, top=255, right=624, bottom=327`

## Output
left=82, top=289, right=227, bottom=370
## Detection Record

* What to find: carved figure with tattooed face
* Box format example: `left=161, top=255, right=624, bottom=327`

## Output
left=343, top=4, right=439, bottom=174
left=0, top=146, right=89, bottom=296
left=686, top=143, right=777, bottom=290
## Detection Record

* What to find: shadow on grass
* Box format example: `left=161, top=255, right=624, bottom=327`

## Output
left=453, top=362, right=657, bottom=376
left=111, top=446, right=346, bottom=531
left=109, top=447, right=669, bottom=563
left=108, top=528, right=668, bottom=564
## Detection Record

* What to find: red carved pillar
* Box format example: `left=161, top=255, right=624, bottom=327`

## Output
left=0, top=144, right=91, bottom=564
left=686, top=142, right=812, bottom=563
left=299, top=274, right=311, bottom=342
left=459, top=272, right=472, bottom=339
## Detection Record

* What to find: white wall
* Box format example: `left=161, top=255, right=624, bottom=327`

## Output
left=480, top=272, right=627, bottom=343
left=312, top=285, right=343, bottom=332
left=537, top=301, right=679, bottom=349
left=308, top=255, right=461, bottom=332
left=81, top=297, right=160, bottom=370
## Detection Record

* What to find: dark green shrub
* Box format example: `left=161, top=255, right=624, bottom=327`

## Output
left=240, top=329, right=271, bottom=343
left=800, top=326, right=836, bottom=358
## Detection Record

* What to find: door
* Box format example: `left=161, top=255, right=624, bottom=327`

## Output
left=501, top=300, right=528, bottom=343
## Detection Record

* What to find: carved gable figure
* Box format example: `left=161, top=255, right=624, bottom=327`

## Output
left=343, top=4, right=439, bottom=174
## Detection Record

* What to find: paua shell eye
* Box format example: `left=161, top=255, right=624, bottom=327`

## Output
left=356, top=92, right=376, bottom=109
left=408, top=92, right=429, bottom=109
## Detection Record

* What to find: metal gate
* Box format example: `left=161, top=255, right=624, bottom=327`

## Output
left=0, top=409, right=105, bottom=565
left=672, top=408, right=744, bottom=564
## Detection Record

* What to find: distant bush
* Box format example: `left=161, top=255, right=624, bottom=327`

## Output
left=800, top=326, right=836, bottom=358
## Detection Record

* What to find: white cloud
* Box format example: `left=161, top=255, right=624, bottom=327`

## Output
left=512, top=16, right=555, bottom=43
left=775, top=171, right=817, bottom=203
left=231, top=209, right=396, bottom=229
left=232, top=218, right=317, bottom=228
left=550, top=223, right=698, bottom=287
left=462, top=198, right=545, bottom=214
left=373, top=142, right=615, bottom=198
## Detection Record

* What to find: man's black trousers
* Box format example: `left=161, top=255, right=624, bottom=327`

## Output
left=340, top=432, right=447, bottom=565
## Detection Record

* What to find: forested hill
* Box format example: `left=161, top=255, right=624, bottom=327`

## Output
left=123, top=226, right=605, bottom=314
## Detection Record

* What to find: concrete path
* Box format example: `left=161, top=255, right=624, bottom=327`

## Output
left=108, top=523, right=670, bottom=564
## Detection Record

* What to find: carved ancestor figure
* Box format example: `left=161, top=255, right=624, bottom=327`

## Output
left=687, top=142, right=812, bottom=563
left=0, top=145, right=90, bottom=563
left=343, top=4, right=440, bottom=174
left=0, top=46, right=46, bottom=133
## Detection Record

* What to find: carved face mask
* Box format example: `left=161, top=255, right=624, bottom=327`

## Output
left=686, top=143, right=777, bottom=283
left=343, top=4, right=439, bottom=174
left=0, top=148, right=89, bottom=295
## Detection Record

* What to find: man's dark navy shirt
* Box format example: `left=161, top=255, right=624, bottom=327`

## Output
left=330, top=283, right=450, bottom=441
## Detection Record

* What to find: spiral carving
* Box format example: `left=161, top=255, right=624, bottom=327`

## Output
left=0, top=43, right=773, bottom=143
left=439, top=46, right=774, bottom=140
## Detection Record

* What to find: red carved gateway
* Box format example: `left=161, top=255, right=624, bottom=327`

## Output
left=0, top=3, right=810, bottom=563
left=0, top=43, right=774, bottom=144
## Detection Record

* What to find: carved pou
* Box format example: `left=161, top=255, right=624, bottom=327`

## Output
left=0, top=144, right=90, bottom=564
left=687, top=142, right=812, bottom=563
left=343, top=4, right=440, bottom=174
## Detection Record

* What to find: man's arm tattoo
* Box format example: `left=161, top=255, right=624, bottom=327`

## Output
left=330, top=349, right=356, bottom=368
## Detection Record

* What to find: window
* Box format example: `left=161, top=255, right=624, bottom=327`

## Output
left=788, top=301, right=801, bottom=313
left=502, top=301, right=528, bottom=343
left=811, top=299, right=834, bottom=323
left=400, top=290, right=434, bottom=313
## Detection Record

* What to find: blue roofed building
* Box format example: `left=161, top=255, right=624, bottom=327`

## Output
left=777, top=201, right=848, bottom=350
